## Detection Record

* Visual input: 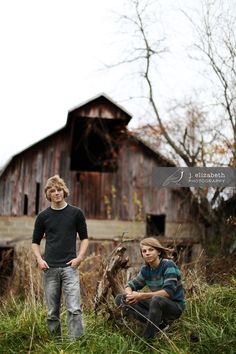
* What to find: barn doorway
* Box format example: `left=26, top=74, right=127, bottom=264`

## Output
left=146, top=214, right=166, bottom=236
left=23, top=194, right=28, bottom=215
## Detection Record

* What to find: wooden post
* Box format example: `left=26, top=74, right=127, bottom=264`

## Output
left=94, top=243, right=129, bottom=313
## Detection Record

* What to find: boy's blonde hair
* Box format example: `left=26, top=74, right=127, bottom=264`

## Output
left=44, top=175, right=70, bottom=201
left=140, top=237, right=173, bottom=259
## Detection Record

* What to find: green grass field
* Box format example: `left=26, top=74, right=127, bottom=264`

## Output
left=0, top=280, right=235, bottom=354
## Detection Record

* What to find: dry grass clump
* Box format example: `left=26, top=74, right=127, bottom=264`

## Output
left=9, top=244, right=44, bottom=303
left=1, top=243, right=109, bottom=309
left=180, top=252, right=208, bottom=300
left=1, top=241, right=235, bottom=310
left=205, top=254, right=236, bottom=284
left=80, top=254, right=105, bottom=308
left=0, top=248, right=14, bottom=296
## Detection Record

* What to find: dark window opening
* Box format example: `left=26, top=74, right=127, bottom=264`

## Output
left=70, top=118, right=124, bottom=172
left=23, top=194, right=28, bottom=215
left=146, top=214, right=166, bottom=236
left=35, top=183, right=40, bottom=215
left=0, top=247, right=14, bottom=295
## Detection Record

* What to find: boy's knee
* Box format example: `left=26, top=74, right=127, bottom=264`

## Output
left=150, top=295, right=165, bottom=307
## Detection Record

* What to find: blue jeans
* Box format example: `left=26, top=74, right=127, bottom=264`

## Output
left=43, top=267, right=83, bottom=339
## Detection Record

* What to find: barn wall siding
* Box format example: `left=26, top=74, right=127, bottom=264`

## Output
left=0, top=138, right=202, bottom=238
left=0, top=131, right=70, bottom=216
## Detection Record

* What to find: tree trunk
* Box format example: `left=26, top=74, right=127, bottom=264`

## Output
left=94, top=243, right=129, bottom=313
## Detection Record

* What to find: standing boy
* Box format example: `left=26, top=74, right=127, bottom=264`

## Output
left=32, top=175, right=89, bottom=340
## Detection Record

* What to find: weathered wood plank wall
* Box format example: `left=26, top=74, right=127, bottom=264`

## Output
left=0, top=132, right=196, bottom=227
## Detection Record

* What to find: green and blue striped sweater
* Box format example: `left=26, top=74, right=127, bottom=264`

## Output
left=127, top=259, right=185, bottom=306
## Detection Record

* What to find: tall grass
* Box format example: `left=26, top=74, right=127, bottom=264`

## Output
left=0, top=246, right=235, bottom=353
left=0, top=284, right=236, bottom=354
left=0, top=276, right=235, bottom=353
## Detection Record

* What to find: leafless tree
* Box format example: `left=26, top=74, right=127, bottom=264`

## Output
left=182, top=0, right=236, bottom=166
left=111, top=0, right=236, bottom=246
left=117, top=0, right=235, bottom=167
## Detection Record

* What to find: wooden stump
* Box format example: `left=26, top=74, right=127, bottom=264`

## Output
left=94, top=243, right=129, bottom=314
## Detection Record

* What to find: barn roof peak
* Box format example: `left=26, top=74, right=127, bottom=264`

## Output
left=67, top=93, right=132, bottom=124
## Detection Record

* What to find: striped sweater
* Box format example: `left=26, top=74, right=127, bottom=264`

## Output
left=127, top=259, right=185, bottom=306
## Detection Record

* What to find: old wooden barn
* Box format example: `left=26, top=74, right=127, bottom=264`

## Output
left=0, top=94, right=203, bottom=278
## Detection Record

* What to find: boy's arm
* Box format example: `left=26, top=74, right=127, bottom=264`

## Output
left=66, top=238, right=89, bottom=268
left=32, top=243, right=49, bottom=270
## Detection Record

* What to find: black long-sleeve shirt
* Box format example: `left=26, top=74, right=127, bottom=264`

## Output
left=32, top=204, right=88, bottom=267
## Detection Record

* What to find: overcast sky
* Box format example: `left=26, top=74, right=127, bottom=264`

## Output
left=0, top=0, right=233, bottom=168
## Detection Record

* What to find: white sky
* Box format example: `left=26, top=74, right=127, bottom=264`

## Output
left=0, top=0, right=233, bottom=168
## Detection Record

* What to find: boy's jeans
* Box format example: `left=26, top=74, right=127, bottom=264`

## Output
left=115, top=294, right=184, bottom=339
left=43, top=267, right=83, bottom=339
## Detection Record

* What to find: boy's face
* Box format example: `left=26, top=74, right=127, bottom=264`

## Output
left=141, top=245, right=160, bottom=265
left=47, top=186, right=65, bottom=203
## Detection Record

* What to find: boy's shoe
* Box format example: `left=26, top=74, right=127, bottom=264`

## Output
left=159, top=321, right=170, bottom=332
